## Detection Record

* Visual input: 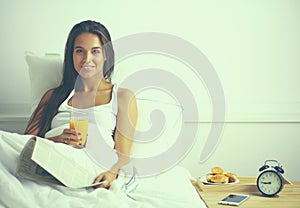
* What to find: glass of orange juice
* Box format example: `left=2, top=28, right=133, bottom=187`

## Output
left=70, top=117, right=88, bottom=148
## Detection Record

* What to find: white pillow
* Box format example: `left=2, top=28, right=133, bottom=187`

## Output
left=132, top=92, right=183, bottom=158
left=25, top=52, right=63, bottom=113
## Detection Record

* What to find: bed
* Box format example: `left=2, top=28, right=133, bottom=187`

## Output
left=0, top=53, right=207, bottom=208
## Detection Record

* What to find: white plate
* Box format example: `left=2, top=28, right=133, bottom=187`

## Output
left=199, top=176, right=239, bottom=185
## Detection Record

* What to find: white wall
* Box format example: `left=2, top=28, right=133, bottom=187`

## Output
left=179, top=122, right=300, bottom=182
left=0, top=0, right=299, bottom=180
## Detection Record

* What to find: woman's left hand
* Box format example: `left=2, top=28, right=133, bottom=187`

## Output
left=93, top=170, right=118, bottom=189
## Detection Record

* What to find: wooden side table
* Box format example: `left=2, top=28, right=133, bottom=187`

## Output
left=192, top=177, right=300, bottom=208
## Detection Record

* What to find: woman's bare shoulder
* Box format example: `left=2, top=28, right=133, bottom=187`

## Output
left=116, top=87, right=136, bottom=108
left=117, top=87, right=134, bottom=97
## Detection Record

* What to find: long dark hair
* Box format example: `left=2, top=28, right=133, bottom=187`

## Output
left=25, top=20, right=115, bottom=137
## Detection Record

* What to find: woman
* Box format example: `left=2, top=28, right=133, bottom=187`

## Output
left=25, top=20, right=138, bottom=189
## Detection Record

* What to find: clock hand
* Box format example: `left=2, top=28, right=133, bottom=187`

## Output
left=261, top=182, right=271, bottom=184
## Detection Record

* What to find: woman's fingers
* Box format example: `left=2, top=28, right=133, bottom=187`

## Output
left=93, top=171, right=117, bottom=189
left=93, top=174, right=105, bottom=188
left=60, top=129, right=82, bottom=146
left=99, top=180, right=110, bottom=189
left=94, top=174, right=104, bottom=183
left=93, top=174, right=110, bottom=189
left=63, top=128, right=80, bottom=137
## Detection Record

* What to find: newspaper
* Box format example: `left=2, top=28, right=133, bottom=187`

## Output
left=17, top=137, right=63, bottom=186
left=17, top=137, right=105, bottom=189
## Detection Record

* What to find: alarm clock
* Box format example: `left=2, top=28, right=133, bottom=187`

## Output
left=256, top=160, right=284, bottom=197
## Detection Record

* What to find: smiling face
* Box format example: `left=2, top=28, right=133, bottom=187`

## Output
left=73, top=33, right=106, bottom=80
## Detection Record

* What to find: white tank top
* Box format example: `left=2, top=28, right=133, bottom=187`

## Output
left=45, top=84, right=118, bottom=149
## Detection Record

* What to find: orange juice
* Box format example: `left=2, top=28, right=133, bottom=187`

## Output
left=70, top=119, right=88, bottom=147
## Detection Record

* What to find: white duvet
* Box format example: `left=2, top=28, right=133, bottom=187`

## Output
left=0, top=130, right=206, bottom=208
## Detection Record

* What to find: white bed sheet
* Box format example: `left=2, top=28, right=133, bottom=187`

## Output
left=0, top=130, right=206, bottom=208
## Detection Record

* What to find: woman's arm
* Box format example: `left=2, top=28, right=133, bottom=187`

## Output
left=94, top=88, right=138, bottom=188
left=25, top=89, right=82, bottom=146
left=24, top=89, right=55, bottom=136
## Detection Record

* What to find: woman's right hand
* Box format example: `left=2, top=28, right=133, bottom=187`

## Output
left=48, top=128, right=82, bottom=147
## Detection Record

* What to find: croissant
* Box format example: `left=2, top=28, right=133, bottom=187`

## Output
left=211, top=166, right=223, bottom=174
left=205, top=167, right=238, bottom=183
left=224, top=172, right=238, bottom=183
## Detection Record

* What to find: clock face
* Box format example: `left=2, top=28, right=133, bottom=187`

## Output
left=257, top=170, right=284, bottom=197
